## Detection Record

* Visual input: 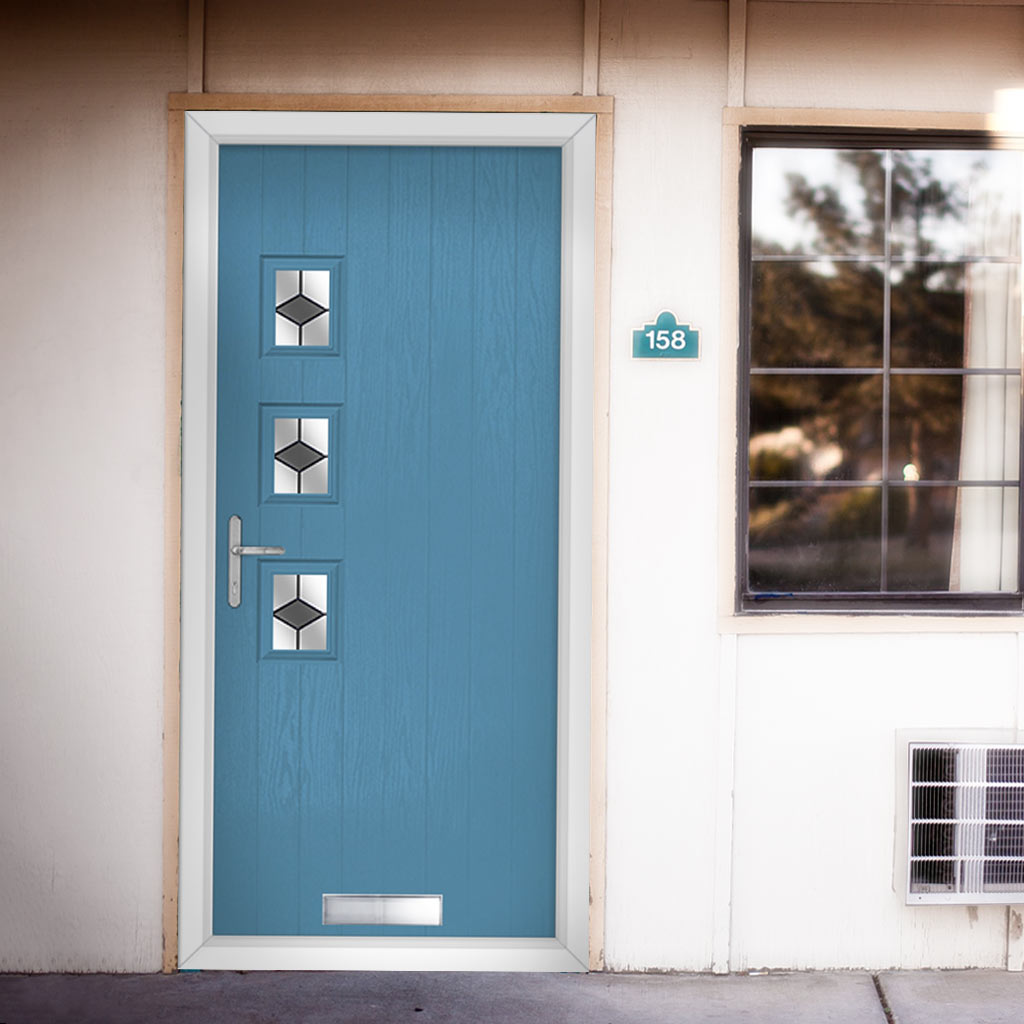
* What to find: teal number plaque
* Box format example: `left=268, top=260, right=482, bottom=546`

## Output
left=632, top=311, right=699, bottom=359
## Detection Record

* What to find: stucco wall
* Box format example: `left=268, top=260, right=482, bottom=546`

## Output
left=602, top=0, right=1024, bottom=973
left=0, top=3, right=186, bottom=972
left=3, top=0, right=1024, bottom=974
left=203, top=0, right=584, bottom=94
left=599, top=0, right=730, bottom=971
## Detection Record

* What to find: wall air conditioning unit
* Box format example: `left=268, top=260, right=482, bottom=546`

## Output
left=908, top=743, right=1024, bottom=904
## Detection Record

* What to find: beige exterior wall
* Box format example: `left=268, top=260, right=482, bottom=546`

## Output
left=599, top=0, right=730, bottom=972
left=204, top=0, right=585, bottom=94
left=0, top=4, right=186, bottom=972
left=4, top=0, right=1024, bottom=973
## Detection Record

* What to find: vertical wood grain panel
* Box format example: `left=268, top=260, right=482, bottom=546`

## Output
left=201, top=0, right=583, bottom=96
left=342, top=147, right=398, bottom=911
left=728, top=0, right=748, bottom=108
left=257, top=147, right=310, bottom=933
left=298, top=661, right=344, bottom=933
left=213, top=146, right=263, bottom=933
left=213, top=141, right=561, bottom=939
left=583, top=0, right=601, bottom=95
left=466, top=148, right=518, bottom=932
left=261, top=147, right=305, bottom=254
left=369, top=146, right=431, bottom=908
left=590, top=104, right=614, bottom=971
left=256, top=659, right=301, bottom=932
left=510, top=147, right=561, bottom=935
left=163, top=105, right=185, bottom=973
left=187, top=0, right=205, bottom=93
left=304, top=147, right=348, bottom=257
left=425, top=148, right=476, bottom=923
left=259, top=147, right=305, bottom=406
left=300, top=147, right=348, bottom=934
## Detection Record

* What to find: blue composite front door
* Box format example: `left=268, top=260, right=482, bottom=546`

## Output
left=211, top=145, right=563, bottom=938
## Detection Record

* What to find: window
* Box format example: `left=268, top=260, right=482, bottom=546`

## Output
left=740, top=131, right=1024, bottom=611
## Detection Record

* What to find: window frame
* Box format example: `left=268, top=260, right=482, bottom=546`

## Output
left=736, top=125, right=1024, bottom=615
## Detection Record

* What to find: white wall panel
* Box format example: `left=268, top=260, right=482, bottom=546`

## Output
left=730, top=633, right=1017, bottom=970
left=600, top=0, right=730, bottom=971
left=746, top=2, right=1024, bottom=111
left=204, top=0, right=584, bottom=95
left=0, top=3, right=185, bottom=972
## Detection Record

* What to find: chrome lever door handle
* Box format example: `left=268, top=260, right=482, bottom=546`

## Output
left=228, top=515, right=285, bottom=608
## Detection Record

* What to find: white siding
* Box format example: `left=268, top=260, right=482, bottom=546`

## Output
left=746, top=2, right=1024, bottom=112
left=204, top=0, right=584, bottom=95
left=731, top=634, right=1017, bottom=970
left=600, top=0, right=729, bottom=972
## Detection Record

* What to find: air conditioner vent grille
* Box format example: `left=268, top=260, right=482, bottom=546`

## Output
left=908, top=743, right=1024, bottom=904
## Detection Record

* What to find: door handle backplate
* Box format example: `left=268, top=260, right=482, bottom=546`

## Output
left=228, top=514, right=285, bottom=608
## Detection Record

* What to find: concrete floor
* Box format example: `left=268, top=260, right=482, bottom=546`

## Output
left=1, top=968, right=1023, bottom=1024
left=878, top=969, right=1024, bottom=1024
left=0, top=969, right=884, bottom=1024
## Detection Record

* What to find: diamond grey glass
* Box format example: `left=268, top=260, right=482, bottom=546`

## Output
left=275, top=269, right=330, bottom=347
left=272, top=573, right=328, bottom=651
left=274, top=417, right=329, bottom=494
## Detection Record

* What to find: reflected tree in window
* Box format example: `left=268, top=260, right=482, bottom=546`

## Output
left=745, top=141, right=1021, bottom=603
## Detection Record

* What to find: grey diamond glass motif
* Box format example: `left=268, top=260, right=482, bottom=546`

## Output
left=275, top=597, right=322, bottom=632
left=274, top=269, right=330, bottom=347
left=273, top=574, right=327, bottom=651
left=274, top=418, right=328, bottom=494
left=277, top=293, right=325, bottom=327
left=277, top=440, right=324, bottom=474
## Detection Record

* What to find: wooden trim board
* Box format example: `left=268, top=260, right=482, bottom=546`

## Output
left=169, top=93, right=613, bottom=114
left=163, top=105, right=186, bottom=975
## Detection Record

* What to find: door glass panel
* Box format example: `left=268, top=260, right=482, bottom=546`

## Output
left=275, top=269, right=330, bottom=347
left=272, top=573, right=328, bottom=650
left=274, top=417, right=329, bottom=494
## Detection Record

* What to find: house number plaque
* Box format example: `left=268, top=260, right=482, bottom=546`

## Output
left=632, top=310, right=700, bottom=360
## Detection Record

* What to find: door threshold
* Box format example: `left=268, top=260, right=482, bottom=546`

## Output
left=179, top=935, right=587, bottom=972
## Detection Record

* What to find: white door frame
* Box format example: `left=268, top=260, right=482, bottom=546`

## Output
left=178, top=109, right=595, bottom=971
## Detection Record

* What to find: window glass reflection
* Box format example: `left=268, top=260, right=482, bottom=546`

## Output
left=748, top=486, right=882, bottom=592
left=889, top=376, right=963, bottom=481
left=960, top=375, right=1021, bottom=483
left=750, top=374, right=882, bottom=481
left=751, top=148, right=885, bottom=256
left=890, top=263, right=965, bottom=368
left=745, top=138, right=1024, bottom=605
left=889, top=150, right=1023, bottom=261
left=886, top=486, right=957, bottom=590
left=951, top=488, right=1019, bottom=592
left=751, top=262, right=884, bottom=367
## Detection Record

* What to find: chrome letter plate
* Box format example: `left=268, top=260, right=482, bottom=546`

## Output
left=322, top=894, right=443, bottom=927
